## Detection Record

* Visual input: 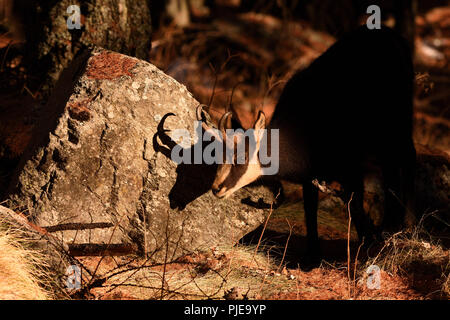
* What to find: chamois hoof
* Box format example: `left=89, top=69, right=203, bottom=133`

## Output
left=301, top=246, right=322, bottom=270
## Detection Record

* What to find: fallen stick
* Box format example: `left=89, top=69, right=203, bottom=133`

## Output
left=68, top=243, right=137, bottom=256
left=44, top=222, right=114, bottom=232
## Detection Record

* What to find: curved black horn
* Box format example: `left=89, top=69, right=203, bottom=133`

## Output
left=157, top=112, right=176, bottom=133
left=218, top=112, right=232, bottom=143
left=196, top=104, right=208, bottom=121
left=218, top=112, right=232, bottom=131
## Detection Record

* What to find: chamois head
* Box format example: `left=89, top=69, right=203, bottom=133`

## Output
left=197, top=105, right=266, bottom=199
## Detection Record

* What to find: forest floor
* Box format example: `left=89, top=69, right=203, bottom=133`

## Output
left=73, top=201, right=449, bottom=300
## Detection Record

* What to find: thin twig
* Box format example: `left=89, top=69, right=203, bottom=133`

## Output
left=347, top=192, right=354, bottom=299
left=278, top=218, right=293, bottom=272
left=160, top=210, right=171, bottom=300
left=254, top=190, right=281, bottom=258
left=88, top=210, right=127, bottom=288
left=353, top=237, right=364, bottom=297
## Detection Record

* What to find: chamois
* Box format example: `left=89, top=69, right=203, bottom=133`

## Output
left=197, top=26, right=416, bottom=259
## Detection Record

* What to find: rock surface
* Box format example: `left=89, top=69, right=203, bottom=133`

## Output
left=5, top=47, right=275, bottom=261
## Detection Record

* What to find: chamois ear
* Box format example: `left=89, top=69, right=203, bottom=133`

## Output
left=254, top=111, right=266, bottom=131
left=196, top=104, right=210, bottom=122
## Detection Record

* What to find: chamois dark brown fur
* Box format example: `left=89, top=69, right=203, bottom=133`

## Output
left=268, top=25, right=416, bottom=256
left=200, top=25, right=416, bottom=261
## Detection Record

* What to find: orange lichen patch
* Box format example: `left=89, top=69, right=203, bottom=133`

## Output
left=67, top=99, right=92, bottom=121
left=86, top=51, right=137, bottom=80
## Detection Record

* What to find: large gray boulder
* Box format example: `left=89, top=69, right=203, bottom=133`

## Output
left=5, top=47, right=274, bottom=261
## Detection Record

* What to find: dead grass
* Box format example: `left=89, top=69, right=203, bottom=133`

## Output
left=84, top=244, right=288, bottom=300
left=0, top=225, right=53, bottom=300
left=361, top=214, right=450, bottom=299
left=1, top=210, right=446, bottom=300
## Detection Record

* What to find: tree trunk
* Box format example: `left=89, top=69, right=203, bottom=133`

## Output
left=14, top=0, right=152, bottom=98
left=394, top=0, right=417, bottom=52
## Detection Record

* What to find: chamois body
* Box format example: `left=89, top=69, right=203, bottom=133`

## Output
left=269, top=26, right=415, bottom=254
left=198, top=26, right=416, bottom=260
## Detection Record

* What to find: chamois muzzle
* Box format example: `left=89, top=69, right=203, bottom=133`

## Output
left=197, top=105, right=267, bottom=199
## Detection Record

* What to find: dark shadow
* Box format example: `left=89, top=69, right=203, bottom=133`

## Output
left=153, top=113, right=218, bottom=210
left=3, top=47, right=92, bottom=202
left=168, top=161, right=218, bottom=210
left=241, top=225, right=374, bottom=271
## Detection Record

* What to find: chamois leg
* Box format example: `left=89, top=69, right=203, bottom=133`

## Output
left=382, top=166, right=403, bottom=232
left=344, top=181, right=376, bottom=245
left=401, top=144, right=417, bottom=228
left=303, top=181, right=320, bottom=258
left=382, top=145, right=416, bottom=233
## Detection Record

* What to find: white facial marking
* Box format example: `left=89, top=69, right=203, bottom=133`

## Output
left=218, top=163, right=262, bottom=198
left=213, top=111, right=266, bottom=198
left=215, top=131, right=262, bottom=198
